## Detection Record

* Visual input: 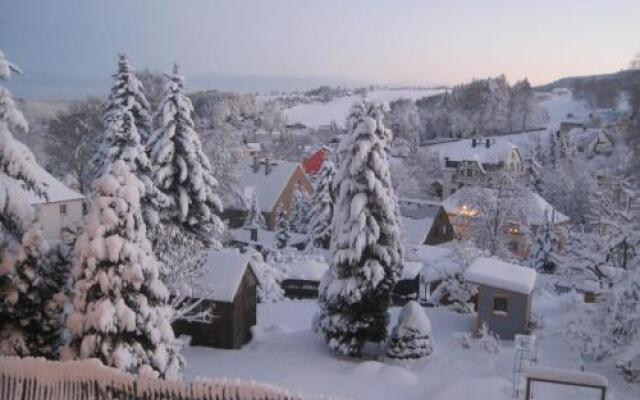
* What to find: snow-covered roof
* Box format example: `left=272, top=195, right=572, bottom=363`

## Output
left=431, top=138, right=519, bottom=165
left=0, top=161, right=84, bottom=205
left=245, top=142, right=262, bottom=151
left=242, top=159, right=301, bottom=212
left=441, top=186, right=569, bottom=226
left=285, top=259, right=329, bottom=281
left=401, top=261, right=423, bottom=280
left=523, top=366, right=608, bottom=387
left=464, top=257, right=537, bottom=294
left=400, top=216, right=434, bottom=246
left=398, top=198, right=442, bottom=219
left=196, top=248, right=254, bottom=302
left=411, top=244, right=458, bottom=283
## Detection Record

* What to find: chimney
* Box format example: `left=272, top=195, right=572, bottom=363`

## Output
left=485, top=139, right=490, bottom=148
left=253, top=155, right=260, bottom=172
left=472, top=138, right=477, bottom=148
left=265, top=156, right=273, bottom=175
left=250, top=227, right=258, bottom=241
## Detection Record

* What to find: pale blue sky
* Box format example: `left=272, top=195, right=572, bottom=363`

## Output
left=1, top=0, right=639, bottom=97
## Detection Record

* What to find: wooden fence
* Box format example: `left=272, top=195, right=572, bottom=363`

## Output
left=0, top=357, right=332, bottom=400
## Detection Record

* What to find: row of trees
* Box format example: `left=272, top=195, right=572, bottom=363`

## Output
left=1, top=52, right=226, bottom=379
left=416, top=76, right=547, bottom=140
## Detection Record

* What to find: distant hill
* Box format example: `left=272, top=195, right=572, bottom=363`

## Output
left=536, top=69, right=640, bottom=110
left=535, top=69, right=640, bottom=92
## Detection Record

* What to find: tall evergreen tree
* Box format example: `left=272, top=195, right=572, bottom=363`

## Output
left=308, top=160, right=335, bottom=249
left=64, top=161, right=181, bottom=378
left=105, top=54, right=152, bottom=141
left=314, top=101, right=403, bottom=357
left=244, top=191, right=265, bottom=229
left=0, top=50, right=52, bottom=355
left=147, top=64, right=223, bottom=245
left=289, top=185, right=310, bottom=234
left=529, top=213, right=555, bottom=272
left=275, top=204, right=290, bottom=249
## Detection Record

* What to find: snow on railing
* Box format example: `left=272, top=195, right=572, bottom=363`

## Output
left=0, top=356, right=335, bottom=400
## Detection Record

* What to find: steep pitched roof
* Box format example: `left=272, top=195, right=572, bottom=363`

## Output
left=442, top=186, right=569, bottom=226
left=242, top=159, right=301, bottom=212
left=1, top=161, right=84, bottom=205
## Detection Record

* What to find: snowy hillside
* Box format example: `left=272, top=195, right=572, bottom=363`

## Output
left=284, top=88, right=445, bottom=128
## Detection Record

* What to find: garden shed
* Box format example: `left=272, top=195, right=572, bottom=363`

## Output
left=392, top=261, right=423, bottom=305
left=464, top=257, right=537, bottom=340
left=173, top=249, right=258, bottom=349
left=281, top=259, right=329, bottom=299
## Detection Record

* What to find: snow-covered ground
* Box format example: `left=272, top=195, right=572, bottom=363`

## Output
left=182, top=290, right=640, bottom=400
left=283, top=88, right=444, bottom=128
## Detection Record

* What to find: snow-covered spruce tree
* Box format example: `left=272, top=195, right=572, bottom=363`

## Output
left=92, top=105, right=168, bottom=232
left=529, top=213, right=555, bottom=272
left=314, top=101, right=403, bottom=357
left=308, top=160, right=335, bottom=249
left=275, top=204, right=290, bottom=249
left=0, top=50, right=53, bottom=354
left=244, top=191, right=265, bottom=229
left=289, top=185, right=310, bottom=234
left=105, top=54, right=153, bottom=141
left=147, top=64, right=223, bottom=246
left=387, top=301, right=433, bottom=359
left=3, top=228, right=69, bottom=358
left=64, top=161, right=181, bottom=379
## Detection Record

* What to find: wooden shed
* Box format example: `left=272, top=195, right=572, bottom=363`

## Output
left=464, top=257, right=537, bottom=340
left=392, top=261, right=423, bottom=305
left=281, top=259, right=329, bottom=299
left=173, top=249, right=258, bottom=349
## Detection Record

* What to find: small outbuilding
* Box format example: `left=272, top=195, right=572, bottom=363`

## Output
left=281, top=259, right=329, bottom=299
left=172, top=249, right=258, bottom=349
left=464, top=257, right=537, bottom=340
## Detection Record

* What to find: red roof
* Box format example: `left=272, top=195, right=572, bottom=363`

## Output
left=302, top=148, right=328, bottom=175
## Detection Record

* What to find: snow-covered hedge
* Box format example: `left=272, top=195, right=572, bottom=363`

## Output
left=0, top=357, right=333, bottom=400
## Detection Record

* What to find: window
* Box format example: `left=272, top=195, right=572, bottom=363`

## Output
left=59, top=204, right=67, bottom=215
left=492, top=295, right=509, bottom=316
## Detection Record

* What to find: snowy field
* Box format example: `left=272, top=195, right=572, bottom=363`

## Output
left=182, top=290, right=640, bottom=400
left=283, top=88, right=445, bottom=128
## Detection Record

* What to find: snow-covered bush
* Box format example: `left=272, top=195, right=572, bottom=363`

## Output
left=245, top=247, right=285, bottom=303
left=2, top=228, right=69, bottom=358
left=315, top=101, right=403, bottom=357
left=386, top=301, right=433, bottom=359
left=64, top=161, right=182, bottom=379
left=428, top=240, right=482, bottom=313
left=461, top=323, right=501, bottom=354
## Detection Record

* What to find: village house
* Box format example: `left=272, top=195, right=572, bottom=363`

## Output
left=442, top=186, right=570, bottom=258
left=398, top=198, right=455, bottom=246
left=172, top=249, right=258, bottom=349
left=231, top=156, right=314, bottom=230
left=1, top=162, right=84, bottom=243
left=430, top=137, right=524, bottom=198
left=464, top=257, right=537, bottom=340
